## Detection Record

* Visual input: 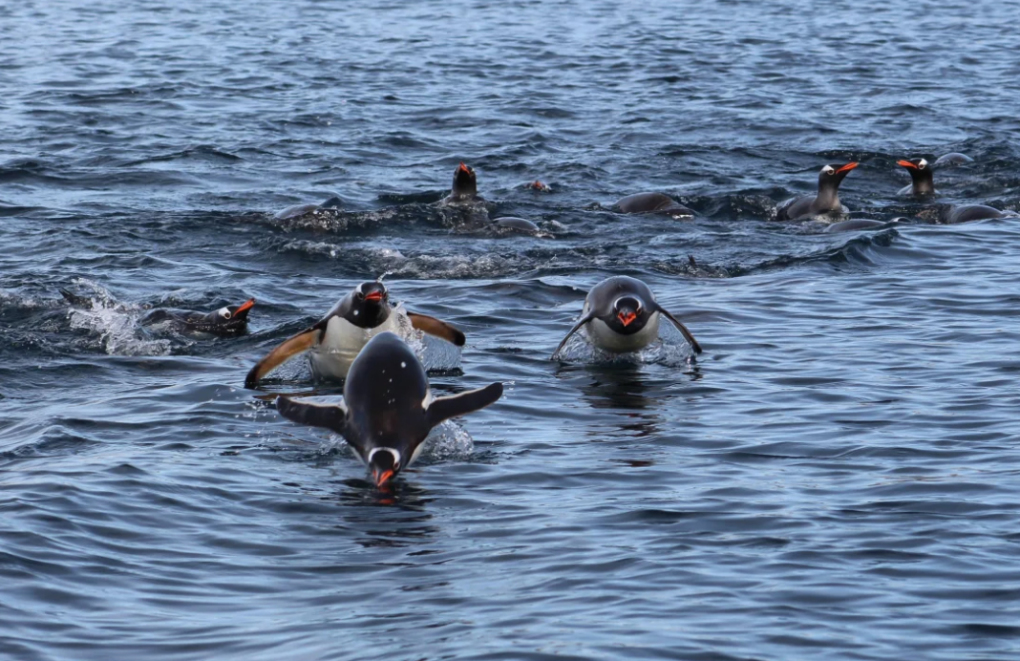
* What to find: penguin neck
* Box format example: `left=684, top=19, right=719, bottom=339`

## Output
left=911, top=172, right=935, bottom=195
left=347, top=303, right=391, bottom=329
left=814, top=183, right=841, bottom=212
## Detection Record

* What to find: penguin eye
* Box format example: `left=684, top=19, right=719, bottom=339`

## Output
left=823, top=166, right=835, bottom=175
left=918, top=161, right=926, bottom=170
left=220, top=308, right=232, bottom=319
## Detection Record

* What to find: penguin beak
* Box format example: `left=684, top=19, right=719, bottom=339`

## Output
left=835, top=162, right=859, bottom=174
left=458, top=162, right=471, bottom=174
left=234, top=298, right=256, bottom=315
left=374, top=469, right=394, bottom=487
left=617, top=310, right=637, bottom=327
left=897, top=159, right=918, bottom=170
left=364, top=291, right=384, bottom=302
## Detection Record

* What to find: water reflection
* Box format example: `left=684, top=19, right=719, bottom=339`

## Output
left=337, top=477, right=438, bottom=549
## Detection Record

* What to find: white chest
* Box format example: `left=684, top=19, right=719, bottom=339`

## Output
left=586, top=312, right=660, bottom=353
left=308, top=313, right=404, bottom=380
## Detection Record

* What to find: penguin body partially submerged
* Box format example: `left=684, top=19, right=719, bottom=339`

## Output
left=276, top=332, right=502, bottom=487
left=245, top=282, right=464, bottom=388
left=552, top=276, right=702, bottom=358
left=142, top=299, right=256, bottom=337
left=613, top=192, right=695, bottom=217
left=776, top=162, right=858, bottom=220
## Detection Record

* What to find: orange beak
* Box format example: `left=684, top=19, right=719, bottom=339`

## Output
left=458, top=162, right=471, bottom=174
left=374, top=469, right=394, bottom=487
left=235, top=298, right=255, bottom=314
left=617, top=311, right=637, bottom=327
left=896, top=159, right=918, bottom=169
left=364, top=290, right=384, bottom=302
left=835, top=162, right=859, bottom=174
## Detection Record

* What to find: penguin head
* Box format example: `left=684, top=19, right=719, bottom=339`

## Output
left=605, top=295, right=650, bottom=335
left=818, top=162, right=858, bottom=189
left=348, top=281, right=390, bottom=325
left=451, top=162, right=477, bottom=198
left=203, top=298, right=255, bottom=332
left=897, top=158, right=935, bottom=193
left=368, top=447, right=402, bottom=487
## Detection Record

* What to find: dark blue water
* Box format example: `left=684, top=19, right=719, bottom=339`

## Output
left=3, top=1, right=1020, bottom=659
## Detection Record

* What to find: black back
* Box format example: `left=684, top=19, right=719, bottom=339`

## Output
left=343, top=332, right=432, bottom=452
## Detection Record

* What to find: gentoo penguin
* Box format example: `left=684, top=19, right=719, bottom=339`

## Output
left=492, top=216, right=543, bottom=235
left=274, top=196, right=344, bottom=221
left=552, top=276, right=702, bottom=358
left=613, top=192, right=695, bottom=217
left=276, top=332, right=502, bottom=487
left=442, top=162, right=480, bottom=204
left=824, top=218, right=888, bottom=233
left=896, top=158, right=936, bottom=196
left=776, top=162, right=859, bottom=220
left=60, top=289, right=256, bottom=337
left=143, top=298, right=256, bottom=336
left=244, top=281, right=464, bottom=388
left=933, top=152, right=973, bottom=168
left=941, top=204, right=1008, bottom=224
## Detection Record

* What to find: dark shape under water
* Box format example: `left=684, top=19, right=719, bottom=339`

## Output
left=613, top=192, right=695, bottom=217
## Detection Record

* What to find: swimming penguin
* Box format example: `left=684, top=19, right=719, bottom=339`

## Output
left=244, top=281, right=464, bottom=388
left=613, top=192, right=695, bottom=217
left=941, top=204, right=1008, bottom=224
left=274, top=196, right=344, bottom=221
left=896, top=158, right=936, bottom=196
left=551, top=276, right=702, bottom=358
left=776, top=162, right=859, bottom=220
left=824, top=218, right=889, bottom=233
left=442, top=162, right=480, bottom=204
left=276, top=331, right=502, bottom=487
left=933, top=152, right=973, bottom=168
left=492, top=216, right=544, bottom=235
left=142, top=299, right=256, bottom=336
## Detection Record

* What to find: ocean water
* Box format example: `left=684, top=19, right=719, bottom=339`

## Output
left=2, top=0, right=1020, bottom=659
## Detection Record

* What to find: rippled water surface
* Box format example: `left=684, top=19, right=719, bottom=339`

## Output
left=3, top=1, right=1020, bottom=659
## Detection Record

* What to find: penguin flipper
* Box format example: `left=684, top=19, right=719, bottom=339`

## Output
left=275, top=396, right=352, bottom=442
left=654, top=305, right=703, bottom=354
left=551, top=313, right=595, bottom=359
left=426, top=383, right=503, bottom=428
left=407, top=312, right=466, bottom=346
left=244, top=328, right=318, bottom=389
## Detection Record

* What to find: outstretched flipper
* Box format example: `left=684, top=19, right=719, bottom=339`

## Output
left=655, top=306, right=703, bottom=354
left=245, top=328, right=318, bottom=389
left=425, top=383, right=504, bottom=428
left=275, top=396, right=351, bottom=439
left=408, top=312, right=466, bottom=346
left=550, top=313, right=595, bottom=359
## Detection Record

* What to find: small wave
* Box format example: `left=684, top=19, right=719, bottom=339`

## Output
left=64, top=279, right=174, bottom=356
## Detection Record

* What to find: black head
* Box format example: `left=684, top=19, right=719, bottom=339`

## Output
left=604, top=295, right=651, bottom=335
left=200, top=298, right=255, bottom=333
left=345, top=281, right=390, bottom=327
left=367, top=447, right=401, bottom=487
left=897, top=158, right=935, bottom=195
left=818, top=162, right=858, bottom=189
left=451, top=162, right=477, bottom=198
